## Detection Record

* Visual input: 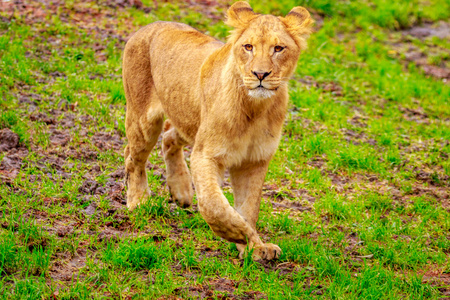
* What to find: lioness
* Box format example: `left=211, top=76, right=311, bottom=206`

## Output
left=123, top=1, right=313, bottom=260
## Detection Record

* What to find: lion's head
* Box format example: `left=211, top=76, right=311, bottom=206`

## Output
left=226, top=2, right=313, bottom=99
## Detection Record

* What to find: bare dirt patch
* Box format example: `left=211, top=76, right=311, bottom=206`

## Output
left=403, top=21, right=450, bottom=40
left=419, top=266, right=450, bottom=296
left=0, top=147, right=28, bottom=179
left=49, top=129, right=71, bottom=146
left=174, top=277, right=267, bottom=300
left=30, top=112, right=56, bottom=125
left=0, top=128, right=20, bottom=152
left=262, top=184, right=315, bottom=214
left=399, top=106, right=430, bottom=124
left=390, top=21, right=450, bottom=81
left=50, top=249, right=88, bottom=282
left=92, top=132, right=123, bottom=151
left=295, top=76, right=344, bottom=96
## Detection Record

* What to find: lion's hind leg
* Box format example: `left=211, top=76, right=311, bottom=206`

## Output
left=124, top=102, right=164, bottom=210
left=162, top=120, right=194, bottom=208
left=123, top=29, right=165, bottom=210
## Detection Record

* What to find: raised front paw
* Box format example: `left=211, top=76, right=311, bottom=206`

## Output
left=238, top=242, right=282, bottom=260
left=253, top=243, right=282, bottom=260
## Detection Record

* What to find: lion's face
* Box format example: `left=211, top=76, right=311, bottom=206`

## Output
left=233, top=15, right=300, bottom=99
left=226, top=2, right=313, bottom=99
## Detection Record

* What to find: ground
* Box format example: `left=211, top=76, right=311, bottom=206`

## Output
left=0, top=0, right=449, bottom=299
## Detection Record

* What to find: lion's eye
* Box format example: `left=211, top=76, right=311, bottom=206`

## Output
left=244, top=44, right=253, bottom=51
left=274, top=46, right=284, bottom=52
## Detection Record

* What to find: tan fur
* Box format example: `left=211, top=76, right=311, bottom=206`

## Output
left=122, top=2, right=313, bottom=260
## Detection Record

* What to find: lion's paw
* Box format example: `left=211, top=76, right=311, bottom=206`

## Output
left=253, top=243, right=282, bottom=260
left=167, top=177, right=193, bottom=208
left=238, top=243, right=282, bottom=260
left=126, top=188, right=150, bottom=211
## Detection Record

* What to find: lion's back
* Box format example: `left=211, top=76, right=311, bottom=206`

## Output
left=146, top=22, right=222, bottom=95
left=123, top=21, right=223, bottom=142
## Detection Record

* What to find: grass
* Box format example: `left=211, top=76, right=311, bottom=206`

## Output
left=0, top=0, right=449, bottom=298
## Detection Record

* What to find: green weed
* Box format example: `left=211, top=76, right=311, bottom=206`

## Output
left=102, top=237, right=169, bottom=270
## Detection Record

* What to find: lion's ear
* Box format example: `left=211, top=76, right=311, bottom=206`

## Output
left=280, top=7, right=314, bottom=49
left=226, top=1, right=257, bottom=28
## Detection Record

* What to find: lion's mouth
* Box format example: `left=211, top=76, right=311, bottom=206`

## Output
left=253, top=85, right=277, bottom=91
left=248, top=86, right=277, bottom=99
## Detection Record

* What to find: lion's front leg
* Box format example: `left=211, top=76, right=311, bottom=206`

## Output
left=191, top=151, right=262, bottom=245
left=191, top=151, right=278, bottom=260
left=230, top=161, right=281, bottom=260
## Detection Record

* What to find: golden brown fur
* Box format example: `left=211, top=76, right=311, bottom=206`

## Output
left=123, top=2, right=313, bottom=260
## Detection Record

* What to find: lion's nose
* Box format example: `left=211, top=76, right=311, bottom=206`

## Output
left=252, top=71, right=271, bottom=81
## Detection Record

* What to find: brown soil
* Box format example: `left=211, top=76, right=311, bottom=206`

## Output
left=174, top=277, right=267, bottom=299
left=0, top=128, right=20, bottom=152
left=403, top=21, right=450, bottom=40
left=419, top=266, right=450, bottom=296
left=392, top=21, right=450, bottom=81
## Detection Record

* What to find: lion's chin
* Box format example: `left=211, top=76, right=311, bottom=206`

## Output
left=248, top=87, right=276, bottom=99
